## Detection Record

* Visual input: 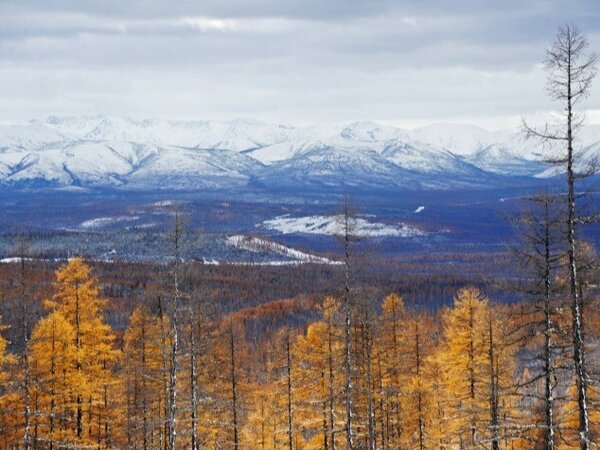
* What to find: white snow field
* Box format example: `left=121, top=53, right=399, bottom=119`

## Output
left=226, top=234, right=341, bottom=264
left=259, top=215, right=425, bottom=238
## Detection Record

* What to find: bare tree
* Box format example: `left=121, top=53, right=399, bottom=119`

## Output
left=15, top=236, right=33, bottom=450
left=188, top=305, right=199, bottom=450
left=337, top=198, right=359, bottom=450
left=321, top=297, right=340, bottom=450
left=529, top=196, right=562, bottom=449
left=523, top=24, right=598, bottom=450
left=229, top=321, right=239, bottom=450
left=167, top=210, right=185, bottom=450
left=513, top=194, right=569, bottom=450
left=487, top=311, right=501, bottom=450
left=286, top=334, right=294, bottom=450
left=157, top=295, right=171, bottom=450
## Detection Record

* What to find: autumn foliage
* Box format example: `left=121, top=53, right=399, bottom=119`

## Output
left=0, top=257, right=597, bottom=449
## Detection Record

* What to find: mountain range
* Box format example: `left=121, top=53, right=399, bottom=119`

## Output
left=1, top=116, right=599, bottom=191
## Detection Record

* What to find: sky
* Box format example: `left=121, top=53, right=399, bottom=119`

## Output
left=1, top=0, right=600, bottom=130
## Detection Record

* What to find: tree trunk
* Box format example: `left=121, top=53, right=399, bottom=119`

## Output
left=286, top=336, right=294, bottom=450
left=565, top=45, right=590, bottom=450
left=230, top=324, right=239, bottom=450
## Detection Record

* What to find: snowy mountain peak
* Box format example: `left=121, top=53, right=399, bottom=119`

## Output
left=339, top=121, right=406, bottom=142
left=0, top=116, right=598, bottom=190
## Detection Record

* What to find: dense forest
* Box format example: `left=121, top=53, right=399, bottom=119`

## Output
left=0, top=246, right=597, bottom=450
left=0, top=23, right=599, bottom=450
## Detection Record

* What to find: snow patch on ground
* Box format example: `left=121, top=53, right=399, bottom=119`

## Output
left=259, top=215, right=425, bottom=237
left=80, top=216, right=139, bottom=229
left=152, top=200, right=176, bottom=207
left=226, top=234, right=340, bottom=264
left=0, top=257, right=36, bottom=263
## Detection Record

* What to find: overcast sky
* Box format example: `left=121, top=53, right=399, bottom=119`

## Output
left=1, top=0, right=599, bottom=130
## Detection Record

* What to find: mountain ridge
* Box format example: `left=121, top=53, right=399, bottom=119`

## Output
left=1, top=116, right=599, bottom=191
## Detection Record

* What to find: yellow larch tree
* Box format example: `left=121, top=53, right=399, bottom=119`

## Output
left=399, top=314, right=435, bottom=450
left=0, top=320, right=17, bottom=447
left=437, top=287, right=521, bottom=449
left=293, top=319, right=343, bottom=450
left=559, top=379, right=600, bottom=449
left=242, top=385, right=276, bottom=450
left=377, top=292, right=405, bottom=448
left=29, top=310, right=77, bottom=448
left=40, top=258, right=120, bottom=448
left=123, top=304, right=171, bottom=449
left=437, top=287, right=493, bottom=448
left=423, top=349, right=453, bottom=449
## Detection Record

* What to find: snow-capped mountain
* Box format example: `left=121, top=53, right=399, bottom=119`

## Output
left=0, top=116, right=599, bottom=191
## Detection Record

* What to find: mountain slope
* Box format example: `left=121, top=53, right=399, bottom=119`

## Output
left=0, top=116, right=598, bottom=191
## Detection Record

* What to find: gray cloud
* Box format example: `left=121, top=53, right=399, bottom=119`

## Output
left=1, top=0, right=599, bottom=128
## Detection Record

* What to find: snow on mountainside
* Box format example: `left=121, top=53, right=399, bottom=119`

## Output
left=411, top=123, right=512, bottom=156
left=0, top=122, right=68, bottom=151
left=127, top=147, right=263, bottom=189
left=466, top=145, right=542, bottom=177
left=0, top=116, right=599, bottom=190
left=45, top=116, right=298, bottom=151
left=381, top=141, right=479, bottom=174
left=260, top=145, right=415, bottom=189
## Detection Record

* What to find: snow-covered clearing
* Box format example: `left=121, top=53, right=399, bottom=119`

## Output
left=259, top=215, right=425, bottom=238
left=80, top=216, right=139, bottom=229
left=226, top=234, right=341, bottom=265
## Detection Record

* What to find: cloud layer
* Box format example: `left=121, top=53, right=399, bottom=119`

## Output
left=1, top=0, right=599, bottom=128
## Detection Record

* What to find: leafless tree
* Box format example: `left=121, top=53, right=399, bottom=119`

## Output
left=513, top=194, right=568, bottom=450
left=286, top=333, right=294, bottom=450
left=167, top=210, right=185, bottom=450
left=14, top=235, right=33, bottom=450
left=336, top=198, right=360, bottom=450
left=229, top=320, right=239, bottom=450
left=523, top=24, right=598, bottom=450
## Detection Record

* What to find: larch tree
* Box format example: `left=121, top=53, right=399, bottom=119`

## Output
left=438, top=287, right=520, bottom=449
left=400, top=315, right=433, bottom=450
left=292, top=298, right=344, bottom=450
left=422, top=347, right=452, bottom=449
left=15, top=236, right=34, bottom=450
left=294, top=322, right=331, bottom=450
left=513, top=193, right=570, bottom=449
left=336, top=198, right=360, bottom=450
left=352, top=293, right=377, bottom=450
left=484, top=306, right=517, bottom=450
left=180, top=289, right=216, bottom=450
left=42, top=258, right=120, bottom=448
left=0, top=235, right=39, bottom=449
left=123, top=304, right=170, bottom=449
left=167, top=210, right=185, bottom=450
left=322, top=296, right=343, bottom=450
left=523, top=24, right=598, bottom=450
left=0, top=319, right=14, bottom=445
left=437, top=287, right=495, bottom=448
left=242, top=385, right=279, bottom=450
left=230, top=320, right=240, bottom=450
left=29, top=311, right=76, bottom=448
left=557, top=242, right=600, bottom=449
left=378, top=293, right=405, bottom=447
left=286, top=333, right=295, bottom=450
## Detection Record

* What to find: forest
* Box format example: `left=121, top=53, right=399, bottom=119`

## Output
left=0, top=23, right=599, bottom=450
